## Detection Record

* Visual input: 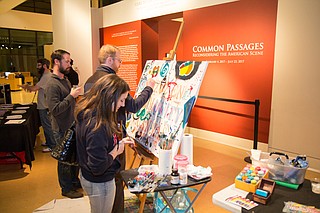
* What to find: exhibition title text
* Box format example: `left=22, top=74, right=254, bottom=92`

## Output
left=192, top=42, right=264, bottom=57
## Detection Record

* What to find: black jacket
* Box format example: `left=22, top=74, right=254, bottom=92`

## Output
left=84, top=65, right=153, bottom=125
left=76, top=113, right=120, bottom=183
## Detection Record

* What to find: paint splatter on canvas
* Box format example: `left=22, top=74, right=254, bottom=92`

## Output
left=126, top=60, right=208, bottom=157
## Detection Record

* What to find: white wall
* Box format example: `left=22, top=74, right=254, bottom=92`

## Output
left=99, top=0, right=237, bottom=27
left=269, top=0, right=320, bottom=171
left=0, top=10, right=52, bottom=31
left=90, top=8, right=103, bottom=75
left=51, top=0, right=93, bottom=90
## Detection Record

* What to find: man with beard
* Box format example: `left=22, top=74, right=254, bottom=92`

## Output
left=19, top=58, right=55, bottom=152
left=45, top=49, right=83, bottom=199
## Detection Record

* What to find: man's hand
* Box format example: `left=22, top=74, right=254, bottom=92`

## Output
left=19, top=84, right=30, bottom=92
left=70, top=86, right=82, bottom=98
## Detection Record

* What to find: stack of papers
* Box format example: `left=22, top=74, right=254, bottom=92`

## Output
left=15, top=106, right=30, bottom=110
left=5, top=119, right=26, bottom=124
left=0, top=104, right=13, bottom=110
left=11, top=110, right=27, bottom=114
left=6, top=115, right=23, bottom=119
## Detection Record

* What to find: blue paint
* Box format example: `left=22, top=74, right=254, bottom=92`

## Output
left=256, top=189, right=268, bottom=197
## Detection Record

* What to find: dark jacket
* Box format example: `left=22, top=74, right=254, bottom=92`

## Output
left=66, top=68, right=79, bottom=86
left=84, top=65, right=153, bottom=125
left=76, top=112, right=120, bottom=183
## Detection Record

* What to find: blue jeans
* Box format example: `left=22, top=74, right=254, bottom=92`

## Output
left=38, top=109, right=55, bottom=149
left=53, top=130, right=80, bottom=194
left=80, top=171, right=116, bottom=213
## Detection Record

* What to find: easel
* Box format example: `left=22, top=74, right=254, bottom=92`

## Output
left=163, top=18, right=184, bottom=60
left=127, top=18, right=185, bottom=213
left=128, top=142, right=155, bottom=169
left=127, top=143, right=155, bottom=213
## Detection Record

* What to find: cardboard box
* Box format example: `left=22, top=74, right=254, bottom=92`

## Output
left=253, top=178, right=275, bottom=204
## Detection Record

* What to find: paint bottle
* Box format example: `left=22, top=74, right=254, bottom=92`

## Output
left=171, top=168, right=180, bottom=185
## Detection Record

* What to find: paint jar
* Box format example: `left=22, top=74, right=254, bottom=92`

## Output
left=174, top=154, right=188, bottom=169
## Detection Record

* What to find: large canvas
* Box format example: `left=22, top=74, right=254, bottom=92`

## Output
left=126, top=60, right=208, bottom=157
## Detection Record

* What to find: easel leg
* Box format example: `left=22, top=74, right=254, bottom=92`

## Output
left=127, top=145, right=155, bottom=213
left=138, top=194, right=147, bottom=213
left=128, top=151, right=137, bottom=169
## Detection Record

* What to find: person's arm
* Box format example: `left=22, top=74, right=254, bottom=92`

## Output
left=125, top=78, right=155, bottom=113
left=19, top=84, right=40, bottom=92
left=45, top=84, right=76, bottom=117
left=86, top=129, right=124, bottom=176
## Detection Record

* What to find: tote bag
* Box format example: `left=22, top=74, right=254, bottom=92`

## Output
left=51, top=121, right=78, bottom=166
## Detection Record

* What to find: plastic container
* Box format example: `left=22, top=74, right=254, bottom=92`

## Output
left=311, top=177, right=320, bottom=194
left=251, top=152, right=308, bottom=185
left=174, top=154, right=188, bottom=169
left=138, top=165, right=159, bottom=174
left=177, top=160, right=189, bottom=184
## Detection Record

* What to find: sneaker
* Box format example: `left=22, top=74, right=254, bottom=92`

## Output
left=42, top=147, right=52, bottom=153
left=62, top=190, right=84, bottom=199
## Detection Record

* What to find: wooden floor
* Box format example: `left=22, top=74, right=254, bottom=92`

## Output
left=0, top=90, right=319, bottom=213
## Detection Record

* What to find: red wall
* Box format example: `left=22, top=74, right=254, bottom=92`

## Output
left=141, top=20, right=159, bottom=65
left=100, top=21, right=142, bottom=96
left=182, top=0, right=278, bottom=143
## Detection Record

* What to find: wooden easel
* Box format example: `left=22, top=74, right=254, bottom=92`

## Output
left=163, top=18, right=184, bottom=60
left=128, top=142, right=155, bottom=169
left=127, top=18, right=185, bottom=213
left=127, top=143, right=155, bottom=213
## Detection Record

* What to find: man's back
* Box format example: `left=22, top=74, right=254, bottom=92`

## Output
left=36, top=72, right=52, bottom=109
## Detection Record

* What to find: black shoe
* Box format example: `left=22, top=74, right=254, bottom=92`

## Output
left=72, top=183, right=82, bottom=190
left=62, top=190, right=83, bottom=199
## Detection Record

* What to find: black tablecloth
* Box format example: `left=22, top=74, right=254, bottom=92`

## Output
left=242, top=179, right=320, bottom=212
left=0, top=104, right=40, bottom=168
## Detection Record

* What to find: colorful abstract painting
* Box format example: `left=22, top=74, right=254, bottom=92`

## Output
left=126, top=60, right=208, bottom=157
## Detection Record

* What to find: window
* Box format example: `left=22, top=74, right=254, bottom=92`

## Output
left=98, top=0, right=123, bottom=8
left=13, top=0, right=51, bottom=15
left=0, top=28, right=53, bottom=78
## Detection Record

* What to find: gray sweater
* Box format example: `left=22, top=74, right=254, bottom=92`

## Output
left=45, top=74, right=76, bottom=133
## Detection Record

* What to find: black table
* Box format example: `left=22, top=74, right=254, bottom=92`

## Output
left=0, top=103, right=40, bottom=169
left=242, top=179, right=320, bottom=212
left=120, top=168, right=211, bottom=213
